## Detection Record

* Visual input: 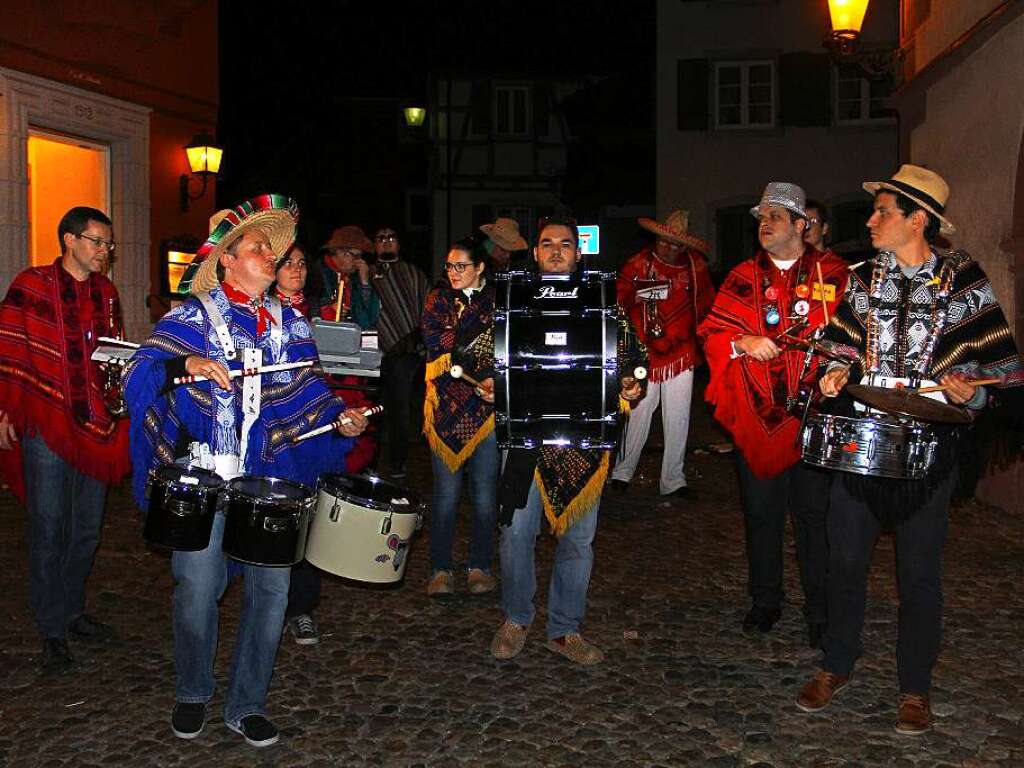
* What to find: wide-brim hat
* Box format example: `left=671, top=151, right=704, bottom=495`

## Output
left=479, top=217, right=528, bottom=251
left=323, top=225, right=373, bottom=253
left=179, top=194, right=299, bottom=295
left=863, top=164, right=955, bottom=235
left=750, top=182, right=807, bottom=220
left=638, top=209, right=709, bottom=254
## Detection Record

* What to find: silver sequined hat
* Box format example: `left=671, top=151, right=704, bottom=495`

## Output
left=749, top=182, right=808, bottom=220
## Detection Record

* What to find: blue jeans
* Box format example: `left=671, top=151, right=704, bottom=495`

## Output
left=499, top=480, right=600, bottom=639
left=429, top=431, right=498, bottom=573
left=171, top=511, right=291, bottom=726
left=23, top=433, right=107, bottom=639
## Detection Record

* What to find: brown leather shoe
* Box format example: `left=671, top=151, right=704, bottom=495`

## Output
left=490, top=620, right=529, bottom=660
left=796, top=669, right=850, bottom=712
left=426, top=571, right=454, bottom=597
left=467, top=569, right=497, bottom=595
left=895, top=693, right=932, bottom=735
left=546, top=633, right=604, bottom=666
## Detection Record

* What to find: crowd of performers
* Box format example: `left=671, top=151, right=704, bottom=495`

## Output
left=0, top=162, right=1021, bottom=747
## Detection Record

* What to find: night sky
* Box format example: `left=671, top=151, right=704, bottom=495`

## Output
left=217, top=1, right=656, bottom=255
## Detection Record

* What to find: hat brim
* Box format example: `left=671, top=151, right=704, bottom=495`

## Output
left=183, top=195, right=299, bottom=294
left=637, top=217, right=709, bottom=254
left=479, top=224, right=527, bottom=251
left=863, top=181, right=956, bottom=235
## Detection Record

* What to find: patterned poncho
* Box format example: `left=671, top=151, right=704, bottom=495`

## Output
left=124, top=284, right=354, bottom=509
left=0, top=260, right=130, bottom=500
left=374, top=260, right=430, bottom=354
left=698, top=247, right=848, bottom=478
left=617, top=246, right=716, bottom=381
left=826, top=251, right=1024, bottom=386
left=421, top=282, right=494, bottom=471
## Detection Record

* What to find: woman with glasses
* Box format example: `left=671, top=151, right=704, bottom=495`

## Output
left=421, top=237, right=498, bottom=597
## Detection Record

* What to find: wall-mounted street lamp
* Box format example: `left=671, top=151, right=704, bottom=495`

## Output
left=179, top=132, right=222, bottom=212
left=826, top=0, right=870, bottom=56
left=160, top=236, right=200, bottom=296
left=403, top=107, right=427, bottom=127
left=824, top=0, right=902, bottom=80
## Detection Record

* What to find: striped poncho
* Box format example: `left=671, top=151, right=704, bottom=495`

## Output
left=124, top=285, right=354, bottom=509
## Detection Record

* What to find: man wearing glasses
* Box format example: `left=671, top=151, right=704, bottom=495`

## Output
left=0, top=206, right=130, bottom=674
left=371, top=227, right=429, bottom=479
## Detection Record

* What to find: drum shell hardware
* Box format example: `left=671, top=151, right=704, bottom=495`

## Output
left=221, top=476, right=315, bottom=566
left=305, top=473, right=422, bottom=584
left=143, top=465, right=224, bottom=551
left=494, top=270, right=622, bottom=450
left=801, top=413, right=939, bottom=480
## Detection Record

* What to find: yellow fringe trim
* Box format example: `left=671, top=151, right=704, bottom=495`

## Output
left=536, top=452, right=610, bottom=537
left=422, top=351, right=495, bottom=471
left=619, top=396, right=631, bottom=414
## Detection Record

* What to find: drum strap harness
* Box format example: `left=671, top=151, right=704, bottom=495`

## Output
left=192, top=291, right=284, bottom=471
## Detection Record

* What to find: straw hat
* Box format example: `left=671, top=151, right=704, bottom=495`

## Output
left=322, top=225, right=373, bottom=253
left=749, top=182, right=807, bottom=220
left=479, top=217, right=528, bottom=251
left=637, top=210, right=710, bottom=254
left=179, top=193, right=299, bottom=295
left=863, top=164, right=955, bottom=235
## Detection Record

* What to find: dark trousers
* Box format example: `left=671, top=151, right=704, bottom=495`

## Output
left=736, top=455, right=831, bottom=623
left=23, top=433, right=107, bottom=639
left=823, top=471, right=953, bottom=694
left=286, top=560, right=321, bottom=618
left=381, top=351, right=422, bottom=472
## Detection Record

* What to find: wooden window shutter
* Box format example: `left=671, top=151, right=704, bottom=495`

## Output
left=676, top=58, right=709, bottom=131
left=533, top=83, right=553, bottom=137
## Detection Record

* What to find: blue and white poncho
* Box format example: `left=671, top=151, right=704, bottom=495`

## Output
left=124, top=285, right=354, bottom=509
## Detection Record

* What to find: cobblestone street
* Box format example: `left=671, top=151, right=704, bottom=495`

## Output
left=1, top=407, right=1022, bottom=768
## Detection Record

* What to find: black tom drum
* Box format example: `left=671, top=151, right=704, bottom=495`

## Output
left=143, top=465, right=223, bottom=551
left=221, top=476, right=314, bottom=566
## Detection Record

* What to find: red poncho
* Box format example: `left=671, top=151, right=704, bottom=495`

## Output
left=617, top=247, right=716, bottom=382
left=698, top=247, right=848, bottom=479
left=0, top=260, right=130, bottom=500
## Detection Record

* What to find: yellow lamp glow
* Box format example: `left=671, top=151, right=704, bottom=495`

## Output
left=166, top=249, right=196, bottom=294
left=828, top=0, right=870, bottom=40
left=403, top=107, right=427, bottom=127
left=185, top=133, right=222, bottom=175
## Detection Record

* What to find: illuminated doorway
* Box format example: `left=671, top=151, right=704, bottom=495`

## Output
left=27, top=130, right=111, bottom=267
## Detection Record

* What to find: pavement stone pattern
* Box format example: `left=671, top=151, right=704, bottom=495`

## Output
left=1, top=407, right=1022, bottom=767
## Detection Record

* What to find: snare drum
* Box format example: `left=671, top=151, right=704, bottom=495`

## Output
left=801, top=413, right=939, bottom=480
left=494, top=270, right=621, bottom=449
left=143, top=465, right=223, bottom=551
left=221, top=476, right=315, bottom=566
left=304, top=473, right=422, bottom=583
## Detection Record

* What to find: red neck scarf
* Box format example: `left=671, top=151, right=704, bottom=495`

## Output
left=221, top=281, right=277, bottom=335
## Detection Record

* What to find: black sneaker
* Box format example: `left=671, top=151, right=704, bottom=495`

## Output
left=742, top=605, right=782, bottom=634
left=609, top=479, right=630, bottom=493
left=40, top=637, right=75, bottom=675
left=227, top=714, right=280, bottom=747
left=68, top=614, right=118, bottom=643
left=287, top=614, right=320, bottom=645
left=171, top=702, right=207, bottom=739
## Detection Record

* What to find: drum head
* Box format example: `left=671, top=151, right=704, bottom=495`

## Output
left=227, top=476, right=312, bottom=503
left=318, top=473, right=420, bottom=512
left=153, top=464, right=224, bottom=489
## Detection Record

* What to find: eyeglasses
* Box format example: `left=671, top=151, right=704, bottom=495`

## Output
left=76, top=233, right=116, bottom=252
left=375, top=233, right=398, bottom=243
left=444, top=261, right=474, bottom=273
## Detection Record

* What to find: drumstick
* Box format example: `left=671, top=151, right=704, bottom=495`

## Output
left=173, top=360, right=313, bottom=386
left=291, top=405, right=383, bottom=443
left=815, top=261, right=830, bottom=327
left=97, top=336, right=140, bottom=349
left=915, top=378, right=1002, bottom=394
left=334, top=273, right=344, bottom=321
left=449, top=364, right=484, bottom=389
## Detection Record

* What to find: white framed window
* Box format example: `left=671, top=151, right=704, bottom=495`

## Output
left=494, top=85, right=530, bottom=137
left=714, top=61, right=774, bottom=129
left=834, top=64, right=895, bottom=124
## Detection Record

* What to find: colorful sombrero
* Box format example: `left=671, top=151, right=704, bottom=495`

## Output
left=179, top=193, right=300, bottom=295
